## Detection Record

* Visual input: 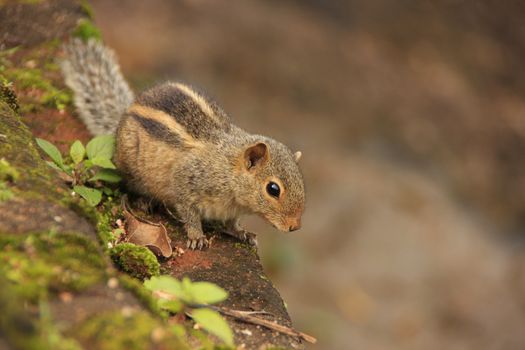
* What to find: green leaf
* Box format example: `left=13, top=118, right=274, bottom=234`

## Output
left=62, top=164, right=73, bottom=175
left=158, top=299, right=183, bottom=313
left=69, top=140, right=85, bottom=164
left=102, top=187, right=113, bottom=196
left=145, top=276, right=187, bottom=313
left=89, top=169, right=122, bottom=183
left=191, top=308, right=234, bottom=346
left=86, top=135, right=115, bottom=161
left=73, top=185, right=102, bottom=206
left=91, top=157, right=116, bottom=169
left=83, top=159, right=94, bottom=169
left=45, top=161, right=63, bottom=172
left=144, top=276, right=184, bottom=298
left=182, top=276, right=192, bottom=292
left=35, top=138, right=63, bottom=167
left=189, top=282, right=228, bottom=305
left=170, top=324, right=186, bottom=338
left=111, top=228, right=125, bottom=240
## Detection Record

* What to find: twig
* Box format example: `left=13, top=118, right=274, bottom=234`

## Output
left=163, top=295, right=317, bottom=342
left=217, top=308, right=271, bottom=317
left=210, top=305, right=317, bottom=344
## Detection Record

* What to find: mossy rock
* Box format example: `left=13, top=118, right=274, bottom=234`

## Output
left=0, top=100, right=63, bottom=200
left=0, top=232, right=106, bottom=303
left=71, top=311, right=189, bottom=350
left=0, top=273, right=85, bottom=350
left=0, top=1, right=303, bottom=348
left=111, top=243, right=161, bottom=280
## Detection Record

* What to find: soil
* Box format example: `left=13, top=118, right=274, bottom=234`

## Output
left=24, top=108, right=92, bottom=153
left=128, top=207, right=305, bottom=349
left=166, top=234, right=301, bottom=349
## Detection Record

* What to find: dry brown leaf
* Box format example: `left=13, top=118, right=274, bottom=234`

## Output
left=124, top=210, right=173, bottom=258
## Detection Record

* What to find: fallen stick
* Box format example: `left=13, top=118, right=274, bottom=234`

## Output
left=211, top=306, right=317, bottom=344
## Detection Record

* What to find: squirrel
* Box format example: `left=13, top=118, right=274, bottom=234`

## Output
left=61, top=39, right=305, bottom=250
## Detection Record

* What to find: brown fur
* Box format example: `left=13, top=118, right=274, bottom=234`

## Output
left=62, top=40, right=305, bottom=249
left=116, top=82, right=305, bottom=248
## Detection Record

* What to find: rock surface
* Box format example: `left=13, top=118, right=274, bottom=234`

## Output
left=0, top=1, right=302, bottom=349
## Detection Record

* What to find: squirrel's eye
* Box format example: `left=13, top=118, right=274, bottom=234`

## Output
left=266, top=182, right=280, bottom=198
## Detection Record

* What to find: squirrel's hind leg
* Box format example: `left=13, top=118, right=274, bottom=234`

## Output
left=176, top=205, right=208, bottom=250
left=223, top=219, right=258, bottom=247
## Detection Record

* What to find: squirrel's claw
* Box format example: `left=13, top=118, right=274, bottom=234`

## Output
left=223, top=228, right=258, bottom=247
left=186, top=236, right=208, bottom=250
left=242, top=231, right=258, bottom=247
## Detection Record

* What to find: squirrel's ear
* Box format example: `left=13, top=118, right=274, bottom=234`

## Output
left=294, top=151, right=302, bottom=163
left=244, top=142, right=268, bottom=170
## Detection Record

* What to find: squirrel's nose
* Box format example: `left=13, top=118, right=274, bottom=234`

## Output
left=288, top=219, right=301, bottom=232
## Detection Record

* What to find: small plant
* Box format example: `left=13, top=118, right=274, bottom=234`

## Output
left=144, top=275, right=234, bottom=347
left=36, top=135, right=121, bottom=206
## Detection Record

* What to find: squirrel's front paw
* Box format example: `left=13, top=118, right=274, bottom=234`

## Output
left=186, top=236, right=208, bottom=250
left=240, top=230, right=258, bottom=246
left=224, top=228, right=258, bottom=247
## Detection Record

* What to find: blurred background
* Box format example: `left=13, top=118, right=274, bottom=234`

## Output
left=90, top=1, right=525, bottom=349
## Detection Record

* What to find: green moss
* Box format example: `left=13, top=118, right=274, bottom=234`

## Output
left=44, top=61, right=60, bottom=71
left=0, top=158, right=20, bottom=181
left=0, top=42, right=72, bottom=112
left=8, top=67, right=45, bottom=89
left=36, top=302, right=83, bottom=350
left=0, top=100, right=63, bottom=202
left=0, top=102, right=40, bottom=172
left=0, top=279, right=82, bottom=350
left=63, top=196, right=98, bottom=224
left=110, top=243, right=160, bottom=280
left=234, top=241, right=257, bottom=255
left=3, top=67, right=71, bottom=111
left=63, top=177, right=159, bottom=291
left=44, top=38, right=62, bottom=50
left=76, top=312, right=157, bottom=350
left=71, top=311, right=187, bottom=350
left=0, top=232, right=106, bottom=303
left=79, top=0, right=95, bottom=19
left=0, top=275, right=45, bottom=349
left=73, top=19, right=102, bottom=42
left=95, top=206, right=116, bottom=246
left=0, top=181, right=14, bottom=201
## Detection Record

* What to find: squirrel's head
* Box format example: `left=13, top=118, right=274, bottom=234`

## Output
left=237, top=139, right=305, bottom=232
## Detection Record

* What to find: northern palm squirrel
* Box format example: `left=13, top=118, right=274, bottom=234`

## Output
left=61, top=39, right=305, bottom=249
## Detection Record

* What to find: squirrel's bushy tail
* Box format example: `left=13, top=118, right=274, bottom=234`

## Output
left=61, top=39, right=134, bottom=135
